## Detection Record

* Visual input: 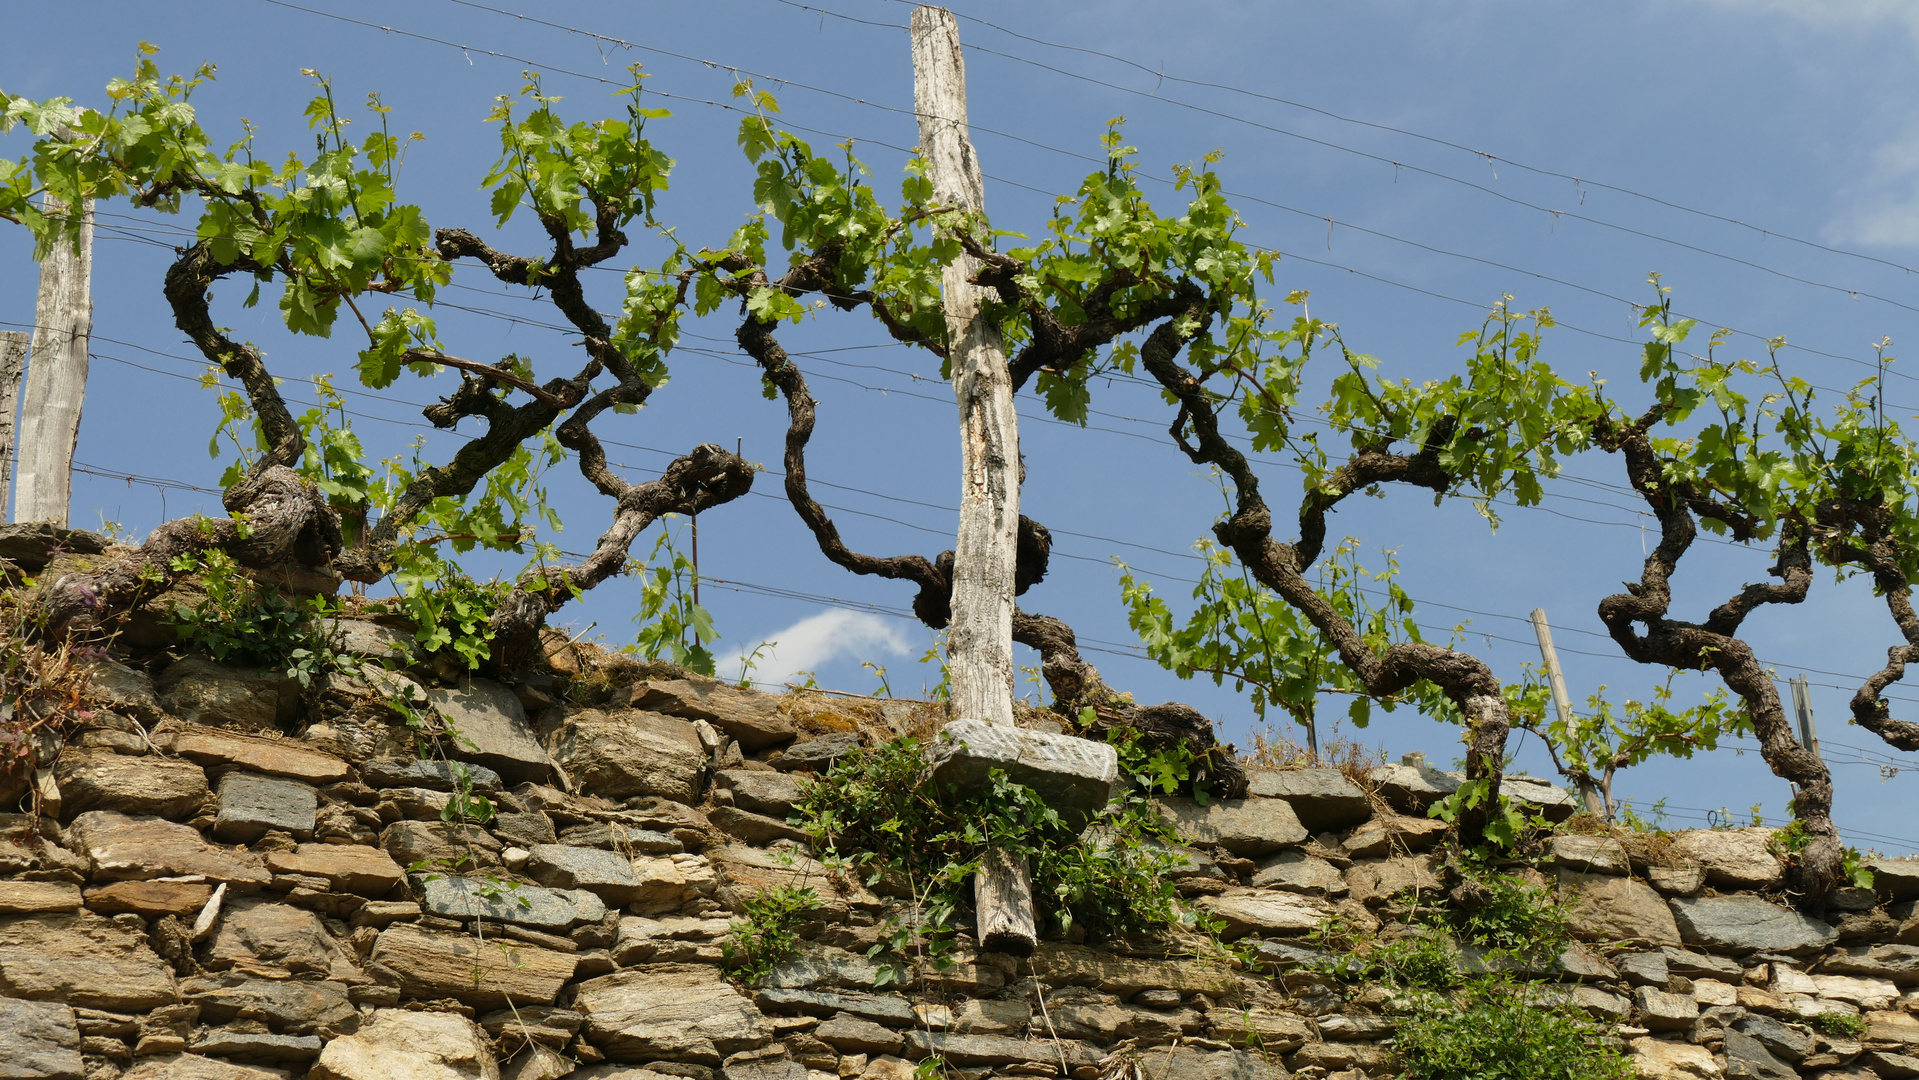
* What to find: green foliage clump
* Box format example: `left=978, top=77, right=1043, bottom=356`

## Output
left=1810, top=1009, right=1866, bottom=1039
left=1394, top=978, right=1633, bottom=1080
left=165, top=549, right=348, bottom=687
left=1309, top=863, right=1625, bottom=1080
left=391, top=567, right=505, bottom=671
left=723, top=885, right=821, bottom=985
left=1451, top=861, right=1570, bottom=962
left=794, top=736, right=1199, bottom=975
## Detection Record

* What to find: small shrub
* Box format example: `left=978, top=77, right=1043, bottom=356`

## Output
left=794, top=735, right=1200, bottom=972
left=723, top=885, right=821, bottom=985
left=1451, top=860, right=1569, bottom=964
left=1394, top=978, right=1633, bottom=1080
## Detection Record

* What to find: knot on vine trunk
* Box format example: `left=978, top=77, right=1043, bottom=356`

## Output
left=915, top=515, right=1053, bottom=629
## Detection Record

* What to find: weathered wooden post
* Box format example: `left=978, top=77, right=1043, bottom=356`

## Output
left=1530, top=607, right=1608, bottom=818
left=0, top=331, right=27, bottom=520
left=910, top=6, right=1116, bottom=957
left=14, top=194, right=94, bottom=525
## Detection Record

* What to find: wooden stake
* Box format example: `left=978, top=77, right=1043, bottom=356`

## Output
left=1790, top=675, right=1820, bottom=763
left=1531, top=607, right=1607, bottom=818
left=0, top=331, right=27, bottom=521
left=911, top=4, right=1035, bottom=956
left=15, top=195, right=94, bottom=525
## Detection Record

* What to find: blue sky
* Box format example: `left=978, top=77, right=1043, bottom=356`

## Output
left=6, top=0, right=1919, bottom=852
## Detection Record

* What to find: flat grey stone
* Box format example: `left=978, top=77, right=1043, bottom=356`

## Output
left=1670, top=828, right=1785, bottom=889
left=814, top=1014, right=903, bottom=1055
left=1819, top=943, right=1919, bottom=982
left=361, top=758, right=501, bottom=793
left=544, top=709, right=705, bottom=803
left=763, top=945, right=896, bottom=990
left=572, top=966, right=772, bottom=1064
left=1196, top=890, right=1331, bottom=939
left=556, top=822, right=682, bottom=854
left=188, top=1032, right=324, bottom=1066
left=1635, top=986, right=1697, bottom=1030
left=0, top=997, right=83, bottom=1080
left=182, top=973, right=356, bottom=1034
left=82, top=659, right=168, bottom=726
left=1244, top=768, right=1371, bottom=831
left=317, top=619, right=413, bottom=663
left=773, top=732, right=863, bottom=773
left=1157, top=795, right=1306, bottom=856
left=413, top=873, right=605, bottom=931
left=1244, top=940, right=1330, bottom=969
left=55, top=748, right=208, bottom=821
left=427, top=679, right=556, bottom=784
left=927, top=719, right=1117, bottom=830
left=1250, top=849, right=1346, bottom=895
left=1137, top=1046, right=1285, bottom=1080
left=212, top=772, right=316, bottom=843
left=1647, top=862, right=1706, bottom=895
left=1569, top=986, right=1631, bottom=1020
left=1670, top=896, right=1836, bottom=955
left=157, top=658, right=301, bottom=731
left=0, top=912, right=177, bottom=1011
left=1724, top=1031, right=1796, bottom=1080
left=901, top=1032, right=1096, bottom=1068
left=492, top=812, right=557, bottom=848
left=1659, top=946, right=1743, bottom=980
left=1559, top=870, right=1680, bottom=944
left=1368, top=757, right=1461, bottom=813
left=751, top=988, right=917, bottom=1027
left=709, top=806, right=808, bottom=845
left=1500, top=775, right=1577, bottom=822
left=1552, top=833, right=1630, bottom=875
left=629, top=678, right=796, bottom=751
left=1871, top=857, right=1919, bottom=901
left=1730, top=1013, right=1812, bottom=1062
left=715, top=770, right=804, bottom=818
left=722, top=1060, right=804, bottom=1080
left=525, top=844, right=646, bottom=904
left=1617, top=951, right=1669, bottom=986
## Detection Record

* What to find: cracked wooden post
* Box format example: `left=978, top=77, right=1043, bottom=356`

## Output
left=15, top=194, right=94, bottom=525
left=911, top=5, right=1035, bottom=955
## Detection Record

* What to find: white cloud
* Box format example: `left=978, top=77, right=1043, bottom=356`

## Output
left=722, top=609, right=911, bottom=686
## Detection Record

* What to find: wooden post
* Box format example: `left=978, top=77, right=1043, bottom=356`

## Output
left=0, top=331, right=27, bottom=521
left=911, top=5, right=1035, bottom=955
left=1531, top=607, right=1607, bottom=818
left=14, top=194, right=94, bottom=525
left=1790, top=675, right=1821, bottom=762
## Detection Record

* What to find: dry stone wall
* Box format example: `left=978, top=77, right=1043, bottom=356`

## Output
left=3, top=613, right=1919, bottom=1079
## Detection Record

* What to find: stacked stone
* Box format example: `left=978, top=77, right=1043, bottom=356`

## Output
left=1, top=592, right=1918, bottom=1079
